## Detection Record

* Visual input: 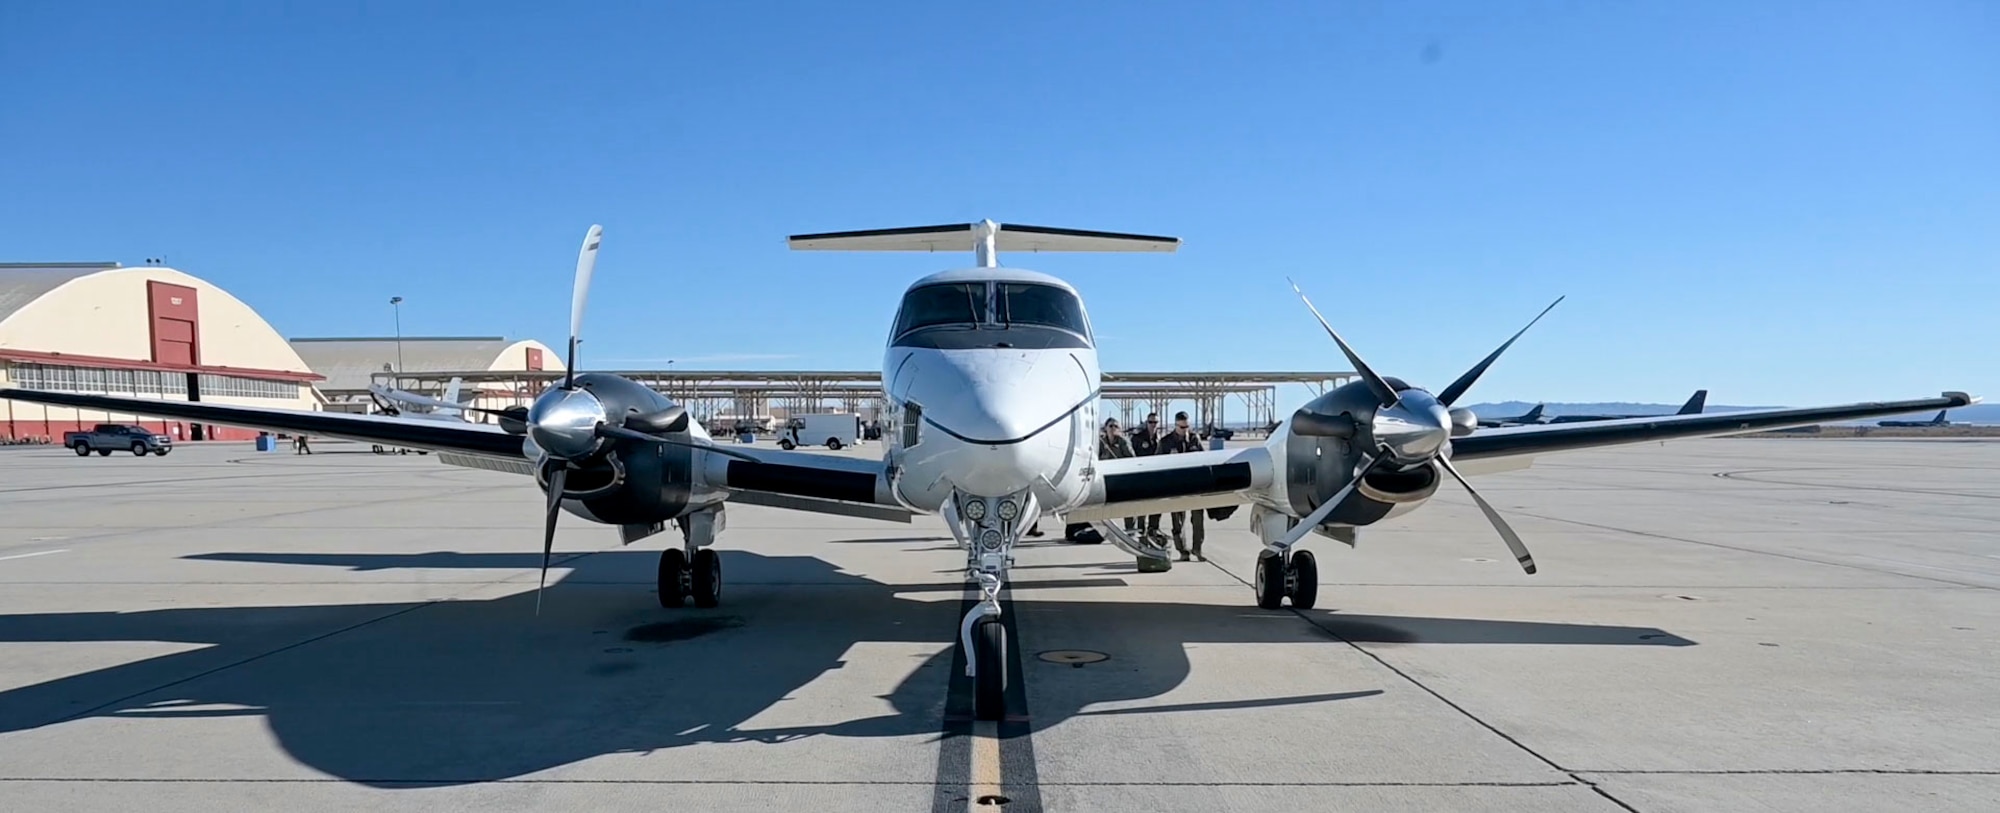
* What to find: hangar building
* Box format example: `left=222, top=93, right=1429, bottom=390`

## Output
left=288, top=336, right=562, bottom=417
left=0, top=262, right=325, bottom=442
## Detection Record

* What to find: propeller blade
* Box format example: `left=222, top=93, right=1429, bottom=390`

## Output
left=565, top=224, right=604, bottom=389
left=1435, top=295, right=1564, bottom=407
left=1435, top=454, right=1536, bottom=574
left=1286, top=278, right=1399, bottom=407
left=1274, top=455, right=1379, bottom=549
left=593, top=422, right=765, bottom=463
left=537, top=465, right=568, bottom=615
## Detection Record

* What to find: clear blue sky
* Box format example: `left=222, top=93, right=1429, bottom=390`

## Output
left=2, top=0, right=1994, bottom=409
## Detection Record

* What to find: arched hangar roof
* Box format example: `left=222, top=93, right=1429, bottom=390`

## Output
left=290, top=336, right=562, bottom=392
left=0, top=262, right=321, bottom=383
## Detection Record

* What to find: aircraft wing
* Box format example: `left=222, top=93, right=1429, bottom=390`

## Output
left=1450, top=391, right=1976, bottom=462
left=0, top=387, right=918, bottom=522
left=1064, top=391, right=1978, bottom=521
left=0, top=388, right=524, bottom=459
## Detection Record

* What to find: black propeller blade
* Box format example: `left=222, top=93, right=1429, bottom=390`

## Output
left=537, top=465, right=568, bottom=615
left=1286, top=278, right=1400, bottom=408
left=1435, top=296, right=1564, bottom=407
left=1436, top=454, right=1536, bottom=574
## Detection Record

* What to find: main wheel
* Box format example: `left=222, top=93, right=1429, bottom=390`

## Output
left=1254, top=551, right=1286, bottom=609
left=658, top=548, right=688, bottom=608
left=1289, top=550, right=1319, bottom=610
left=131, top=443, right=147, bottom=456
left=73, top=444, right=88, bottom=456
left=827, top=438, right=842, bottom=450
left=971, top=616, right=1008, bottom=721
left=690, top=548, right=721, bottom=608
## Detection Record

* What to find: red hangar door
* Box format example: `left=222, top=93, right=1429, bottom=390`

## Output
left=147, top=281, right=200, bottom=366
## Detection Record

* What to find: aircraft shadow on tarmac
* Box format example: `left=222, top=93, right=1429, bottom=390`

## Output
left=0, top=549, right=1694, bottom=787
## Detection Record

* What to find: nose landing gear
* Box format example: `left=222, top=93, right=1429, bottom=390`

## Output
left=945, top=489, right=1034, bottom=721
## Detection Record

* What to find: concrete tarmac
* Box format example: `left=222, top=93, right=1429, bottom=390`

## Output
left=0, top=437, right=1995, bottom=811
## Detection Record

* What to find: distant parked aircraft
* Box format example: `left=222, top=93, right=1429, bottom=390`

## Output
left=1476, top=403, right=1545, bottom=428
left=1546, top=390, right=1707, bottom=423
left=1878, top=410, right=1951, bottom=428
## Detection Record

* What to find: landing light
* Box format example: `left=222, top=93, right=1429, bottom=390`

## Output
left=964, top=498, right=987, bottom=521
left=998, top=498, right=1019, bottom=522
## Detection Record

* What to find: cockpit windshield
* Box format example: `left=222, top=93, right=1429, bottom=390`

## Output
left=996, top=283, right=1088, bottom=335
left=891, top=280, right=1091, bottom=343
left=894, top=283, right=988, bottom=335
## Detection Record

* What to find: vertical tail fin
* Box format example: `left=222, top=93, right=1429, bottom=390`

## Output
left=441, top=377, right=464, bottom=417
left=1932, top=410, right=1948, bottom=425
left=1677, top=390, right=1708, bottom=415
left=1522, top=404, right=1544, bottom=423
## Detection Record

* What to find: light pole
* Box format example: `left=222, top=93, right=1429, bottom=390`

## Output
left=389, top=296, right=404, bottom=386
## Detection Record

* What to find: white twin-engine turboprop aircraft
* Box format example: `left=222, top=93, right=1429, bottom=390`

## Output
left=0, top=220, right=1977, bottom=722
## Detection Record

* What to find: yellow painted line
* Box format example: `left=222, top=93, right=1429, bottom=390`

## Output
left=968, top=719, right=1002, bottom=811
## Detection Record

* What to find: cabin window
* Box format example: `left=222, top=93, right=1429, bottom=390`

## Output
left=894, top=283, right=988, bottom=336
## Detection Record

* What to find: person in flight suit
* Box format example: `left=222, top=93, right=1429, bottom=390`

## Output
left=1158, top=411, right=1206, bottom=560
left=1096, top=417, right=1137, bottom=533
left=1129, top=411, right=1163, bottom=539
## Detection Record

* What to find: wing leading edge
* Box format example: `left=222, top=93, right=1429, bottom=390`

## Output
left=1451, top=391, right=1978, bottom=462
left=0, top=388, right=524, bottom=459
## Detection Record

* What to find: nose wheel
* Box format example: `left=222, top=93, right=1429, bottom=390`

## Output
left=970, top=614, right=1007, bottom=720
left=1254, top=549, right=1318, bottom=610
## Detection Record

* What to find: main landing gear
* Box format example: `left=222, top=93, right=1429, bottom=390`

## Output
left=1251, top=506, right=1321, bottom=610
left=946, top=489, right=1035, bottom=721
left=659, top=507, right=724, bottom=609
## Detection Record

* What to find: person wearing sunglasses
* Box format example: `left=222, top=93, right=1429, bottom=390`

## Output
left=1129, top=412, right=1163, bottom=539
left=1157, top=411, right=1207, bottom=560
left=1097, top=417, right=1138, bottom=533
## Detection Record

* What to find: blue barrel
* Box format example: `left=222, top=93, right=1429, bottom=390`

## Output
left=256, top=434, right=276, bottom=452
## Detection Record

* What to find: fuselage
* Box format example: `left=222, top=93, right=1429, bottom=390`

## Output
left=877, top=268, right=1100, bottom=516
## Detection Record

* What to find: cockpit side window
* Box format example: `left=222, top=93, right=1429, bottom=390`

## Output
left=997, top=283, right=1089, bottom=337
left=894, top=283, right=988, bottom=336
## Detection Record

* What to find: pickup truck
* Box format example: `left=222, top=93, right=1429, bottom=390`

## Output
left=64, top=424, right=173, bottom=457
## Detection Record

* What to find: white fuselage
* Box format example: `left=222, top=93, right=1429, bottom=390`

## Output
left=875, top=268, right=1101, bottom=520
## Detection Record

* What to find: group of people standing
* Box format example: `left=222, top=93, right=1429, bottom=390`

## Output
left=1096, top=410, right=1207, bottom=560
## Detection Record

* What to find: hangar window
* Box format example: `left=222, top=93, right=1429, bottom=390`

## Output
left=6, top=363, right=293, bottom=400
left=893, top=283, right=988, bottom=336
left=996, top=283, right=1089, bottom=337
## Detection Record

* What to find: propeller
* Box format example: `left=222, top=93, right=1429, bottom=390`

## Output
left=1284, top=281, right=1561, bottom=574
left=565, top=225, right=602, bottom=390
left=538, top=464, right=567, bottom=614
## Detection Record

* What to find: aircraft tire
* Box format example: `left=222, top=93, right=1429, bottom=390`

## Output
left=658, top=548, right=687, bottom=608
left=691, top=548, right=721, bottom=608
left=972, top=616, right=1008, bottom=721
left=1254, top=551, right=1286, bottom=609
left=1289, top=550, right=1319, bottom=610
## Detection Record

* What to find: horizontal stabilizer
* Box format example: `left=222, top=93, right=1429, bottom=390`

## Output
left=788, top=222, right=1179, bottom=253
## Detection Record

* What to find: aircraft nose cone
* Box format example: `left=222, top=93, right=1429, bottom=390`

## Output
left=528, top=387, right=607, bottom=460
left=1372, top=391, right=1451, bottom=462
left=916, top=352, right=1082, bottom=444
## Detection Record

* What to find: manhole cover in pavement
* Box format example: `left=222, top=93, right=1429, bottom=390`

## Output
left=1037, top=650, right=1109, bottom=666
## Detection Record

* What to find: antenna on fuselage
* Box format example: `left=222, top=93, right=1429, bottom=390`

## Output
left=787, top=220, right=1181, bottom=267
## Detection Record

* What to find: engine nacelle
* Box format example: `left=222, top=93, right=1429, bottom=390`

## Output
left=1268, top=378, right=1444, bottom=529
left=527, top=373, right=698, bottom=526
